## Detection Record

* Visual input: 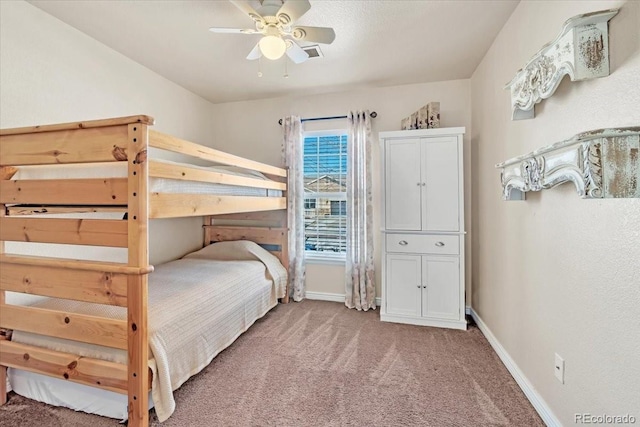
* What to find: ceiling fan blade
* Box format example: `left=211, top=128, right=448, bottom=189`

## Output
left=246, top=43, right=262, bottom=60
left=209, top=27, right=259, bottom=34
left=286, top=41, right=309, bottom=64
left=276, top=0, right=311, bottom=25
left=291, top=26, right=336, bottom=44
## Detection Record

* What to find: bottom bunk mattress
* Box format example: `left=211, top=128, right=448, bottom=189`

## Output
left=5, top=241, right=287, bottom=422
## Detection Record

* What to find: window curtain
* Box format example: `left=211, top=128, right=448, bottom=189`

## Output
left=282, top=116, right=306, bottom=302
left=345, top=111, right=375, bottom=311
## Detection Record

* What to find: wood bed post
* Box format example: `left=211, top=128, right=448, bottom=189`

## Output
left=0, top=166, right=15, bottom=405
left=0, top=194, right=6, bottom=406
left=204, top=216, right=212, bottom=246
left=281, top=168, right=290, bottom=303
left=281, top=181, right=290, bottom=304
left=127, top=123, right=150, bottom=427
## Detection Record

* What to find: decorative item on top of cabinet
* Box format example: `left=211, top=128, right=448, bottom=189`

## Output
left=401, top=102, right=441, bottom=130
left=418, top=102, right=440, bottom=129
left=496, top=127, right=640, bottom=201
left=410, top=112, right=419, bottom=130
left=505, top=8, right=618, bottom=120
left=379, top=127, right=466, bottom=330
left=429, top=102, right=440, bottom=129
left=400, top=116, right=413, bottom=131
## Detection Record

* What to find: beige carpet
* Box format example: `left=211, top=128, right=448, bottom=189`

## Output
left=0, top=300, right=543, bottom=426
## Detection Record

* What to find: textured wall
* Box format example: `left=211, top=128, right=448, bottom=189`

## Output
left=0, top=0, right=214, bottom=265
left=470, top=0, right=640, bottom=423
left=208, top=80, right=472, bottom=299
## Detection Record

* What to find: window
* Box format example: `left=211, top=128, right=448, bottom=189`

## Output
left=303, top=131, right=348, bottom=260
left=304, top=199, right=316, bottom=210
left=330, top=200, right=346, bottom=216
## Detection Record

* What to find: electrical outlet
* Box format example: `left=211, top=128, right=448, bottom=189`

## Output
left=554, top=353, right=565, bottom=384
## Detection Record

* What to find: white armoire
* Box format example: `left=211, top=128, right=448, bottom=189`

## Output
left=379, top=127, right=466, bottom=330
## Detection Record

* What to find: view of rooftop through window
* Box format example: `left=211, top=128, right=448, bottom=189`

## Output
left=303, top=133, right=348, bottom=255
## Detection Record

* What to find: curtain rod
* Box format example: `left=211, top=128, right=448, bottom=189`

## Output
left=278, top=111, right=377, bottom=126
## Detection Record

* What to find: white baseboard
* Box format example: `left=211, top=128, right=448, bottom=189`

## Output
left=305, top=293, right=462, bottom=314
left=305, top=291, right=344, bottom=303
left=469, top=308, right=561, bottom=427
left=305, top=291, right=382, bottom=307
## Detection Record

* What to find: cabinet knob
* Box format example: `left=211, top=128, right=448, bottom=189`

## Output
left=417, top=285, right=421, bottom=288
left=416, top=182, right=421, bottom=186
left=435, top=241, right=445, bottom=247
left=422, top=285, right=427, bottom=289
left=421, top=182, right=426, bottom=186
left=398, top=240, right=408, bottom=246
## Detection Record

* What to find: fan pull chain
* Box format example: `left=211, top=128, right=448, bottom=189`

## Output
left=284, top=57, right=289, bottom=79
left=258, top=57, right=263, bottom=78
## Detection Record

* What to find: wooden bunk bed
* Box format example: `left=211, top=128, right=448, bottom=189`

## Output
left=0, top=115, right=289, bottom=426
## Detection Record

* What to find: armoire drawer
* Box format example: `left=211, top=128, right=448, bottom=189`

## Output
left=386, top=234, right=459, bottom=255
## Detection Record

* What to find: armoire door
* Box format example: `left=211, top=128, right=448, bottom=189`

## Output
left=422, top=256, right=460, bottom=320
left=385, top=138, right=422, bottom=230
left=385, top=254, right=422, bottom=317
left=421, top=137, right=460, bottom=231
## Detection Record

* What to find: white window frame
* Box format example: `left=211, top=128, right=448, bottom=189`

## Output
left=303, top=129, right=348, bottom=264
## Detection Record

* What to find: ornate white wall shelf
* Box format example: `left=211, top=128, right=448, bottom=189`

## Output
left=505, top=9, right=618, bottom=120
left=496, top=127, right=640, bottom=201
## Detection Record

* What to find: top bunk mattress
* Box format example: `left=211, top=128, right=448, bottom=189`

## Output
left=11, top=160, right=283, bottom=197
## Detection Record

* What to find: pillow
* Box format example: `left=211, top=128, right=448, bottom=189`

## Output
left=183, top=240, right=272, bottom=261
left=184, top=240, right=288, bottom=298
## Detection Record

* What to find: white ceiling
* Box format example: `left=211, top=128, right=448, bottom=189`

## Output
left=29, top=0, right=519, bottom=104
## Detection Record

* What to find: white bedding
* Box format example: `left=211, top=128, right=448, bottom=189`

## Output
left=6, top=241, right=287, bottom=422
left=12, top=160, right=283, bottom=197
left=8, top=369, right=151, bottom=420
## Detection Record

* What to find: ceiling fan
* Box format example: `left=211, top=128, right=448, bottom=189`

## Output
left=209, top=0, right=336, bottom=64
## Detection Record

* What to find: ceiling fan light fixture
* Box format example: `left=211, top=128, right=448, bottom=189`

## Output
left=259, top=35, right=287, bottom=60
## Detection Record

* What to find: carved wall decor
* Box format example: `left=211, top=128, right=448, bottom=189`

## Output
left=505, top=9, right=618, bottom=120
left=496, top=127, right=640, bottom=201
